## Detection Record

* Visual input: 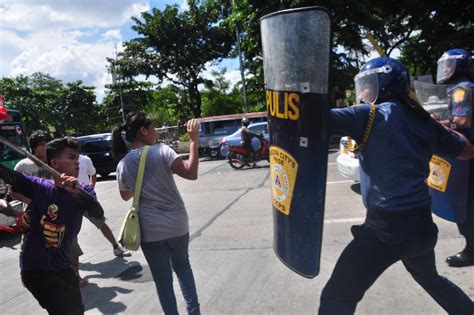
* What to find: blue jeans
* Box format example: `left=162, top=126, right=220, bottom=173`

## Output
left=141, top=233, right=200, bottom=315
left=319, top=223, right=474, bottom=315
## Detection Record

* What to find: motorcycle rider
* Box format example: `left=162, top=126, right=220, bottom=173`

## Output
left=240, top=118, right=260, bottom=166
left=435, top=48, right=474, bottom=267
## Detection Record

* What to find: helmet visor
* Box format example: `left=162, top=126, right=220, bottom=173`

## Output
left=355, top=72, right=378, bottom=104
left=436, top=57, right=456, bottom=83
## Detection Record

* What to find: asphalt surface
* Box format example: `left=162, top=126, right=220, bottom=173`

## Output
left=0, top=150, right=473, bottom=314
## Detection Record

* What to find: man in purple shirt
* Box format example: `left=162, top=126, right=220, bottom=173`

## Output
left=0, top=137, right=104, bottom=315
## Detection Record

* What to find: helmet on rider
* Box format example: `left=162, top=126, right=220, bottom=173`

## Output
left=241, top=118, right=250, bottom=127
left=355, top=57, right=410, bottom=104
left=436, top=48, right=472, bottom=84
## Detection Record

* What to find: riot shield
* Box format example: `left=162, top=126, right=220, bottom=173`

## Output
left=261, top=7, right=331, bottom=278
left=414, top=80, right=452, bottom=121
left=419, top=82, right=473, bottom=223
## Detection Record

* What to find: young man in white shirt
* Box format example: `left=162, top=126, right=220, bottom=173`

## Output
left=78, top=154, right=130, bottom=258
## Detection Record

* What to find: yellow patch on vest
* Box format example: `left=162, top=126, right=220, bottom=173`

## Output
left=452, top=89, right=465, bottom=103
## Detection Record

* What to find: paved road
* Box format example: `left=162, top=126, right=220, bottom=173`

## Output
left=0, top=150, right=473, bottom=314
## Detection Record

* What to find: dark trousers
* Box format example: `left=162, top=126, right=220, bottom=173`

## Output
left=458, top=162, right=474, bottom=237
left=319, top=224, right=474, bottom=315
left=458, top=207, right=474, bottom=237
left=21, top=268, right=84, bottom=315
left=243, top=141, right=255, bottom=161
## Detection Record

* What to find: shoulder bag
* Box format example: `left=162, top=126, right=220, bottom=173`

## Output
left=118, top=145, right=150, bottom=251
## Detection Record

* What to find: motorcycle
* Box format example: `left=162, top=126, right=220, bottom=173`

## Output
left=227, top=135, right=269, bottom=169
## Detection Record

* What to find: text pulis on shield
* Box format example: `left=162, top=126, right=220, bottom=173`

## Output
left=266, top=89, right=300, bottom=121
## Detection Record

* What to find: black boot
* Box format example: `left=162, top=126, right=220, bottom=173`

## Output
left=446, top=236, right=474, bottom=267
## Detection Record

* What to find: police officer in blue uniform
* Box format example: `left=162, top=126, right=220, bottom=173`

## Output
left=436, top=48, right=474, bottom=267
left=319, top=57, right=474, bottom=314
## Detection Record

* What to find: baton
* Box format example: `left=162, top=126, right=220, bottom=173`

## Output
left=0, top=136, right=93, bottom=199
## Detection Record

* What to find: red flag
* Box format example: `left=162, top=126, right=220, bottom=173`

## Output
left=0, top=95, right=10, bottom=122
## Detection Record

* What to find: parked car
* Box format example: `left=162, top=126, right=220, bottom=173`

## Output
left=336, top=136, right=360, bottom=181
left=77, top=133, right=117, bottom=177
left=220, top=122, right=269, bottom=158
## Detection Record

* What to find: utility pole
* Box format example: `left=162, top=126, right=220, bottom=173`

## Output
left=232, top=0, right=248, bottom=112
left=113, top=43, right=126, bottom=124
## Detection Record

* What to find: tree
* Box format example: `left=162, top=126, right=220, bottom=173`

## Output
left=145, top=85, right=190, bottom=127
left=59, top=81, right=104, bottom=135
left=226, top=1, right=361, bottom=106
left=201, top=68, right=242, bottom=116
left=228, top=0, right=474, bottom=105
left=102, top=78, right=154, bottom=126
left=399, top=0, right=474, bottom=78
left=0, top=73, right=63, bottom=133
left=1, top=73, right=103, bottom=136
left=115, top=0, right=234, bottom=118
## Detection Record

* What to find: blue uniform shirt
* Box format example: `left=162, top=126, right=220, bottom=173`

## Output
left=330, top=101, right=466, bottom=214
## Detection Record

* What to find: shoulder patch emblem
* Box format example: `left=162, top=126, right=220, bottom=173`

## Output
left=452, top=89, right=465, bottom=103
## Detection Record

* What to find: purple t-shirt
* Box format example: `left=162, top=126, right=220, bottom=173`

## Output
left=13, top=172, right=95, bottom=271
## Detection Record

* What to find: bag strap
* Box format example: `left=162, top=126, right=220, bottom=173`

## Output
left=132, top=145, right=150, bottom=210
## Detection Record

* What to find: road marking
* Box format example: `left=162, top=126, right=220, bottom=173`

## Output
left=324, top=217, right=364, bottom=224
left=327, top=180, right=356, bottom=184
left=327, top=162, right=337, bottom=165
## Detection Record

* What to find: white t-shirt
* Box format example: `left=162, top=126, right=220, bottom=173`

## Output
left=14, top=158, right=51, bottom=179
left=78, top=155, right=96, bottom=184
left=116, top=144, right=188, bottom=242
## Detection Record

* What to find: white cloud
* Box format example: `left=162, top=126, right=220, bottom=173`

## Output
left=179, top=0, right=190, bottom=11
left=0, top=29, right=29, bottom=74
left=224, top=70, right=242, bottom=87
left=0, top=1, right=242, bottom=104
left=0, top=0, right=149, bottom=31
left=0, top=1, right=150, bottom=102
left=200, top=63, right=243, bottom=92
left=101, top=29, right=123, bottom=42
left=8, top=29, right=119, bottom=101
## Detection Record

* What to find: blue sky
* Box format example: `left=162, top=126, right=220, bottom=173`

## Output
left=0, top=0, right=241, bottom=101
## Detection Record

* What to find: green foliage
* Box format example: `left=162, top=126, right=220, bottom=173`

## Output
left=399, top=1, right=474, bottom=77
left=102, top=78, right=154, bottom=127
left=3, top=1, right=472, bottom=138
left=0, top=73, right=104, bottom=136
left=201, top=68, right=243, bottom=116
left=116, top=1, right=234, bottom=118
left=228, top=0, right=474, bottom=105
left=179, top=133, right=190, bottom=142
left=145, top=85, right=190, bottom=126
